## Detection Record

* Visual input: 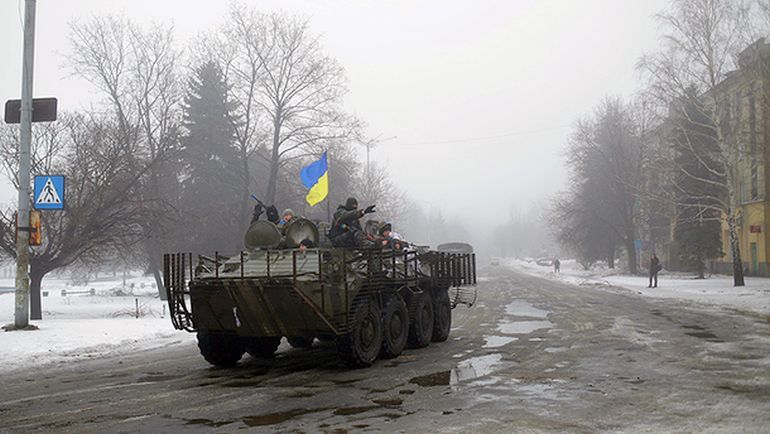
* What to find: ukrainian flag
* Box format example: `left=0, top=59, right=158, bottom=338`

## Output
left=300, top=151, right=328, bottom=206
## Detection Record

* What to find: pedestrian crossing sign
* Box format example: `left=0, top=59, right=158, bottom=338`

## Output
left=33, top=175, right=65, bottom=210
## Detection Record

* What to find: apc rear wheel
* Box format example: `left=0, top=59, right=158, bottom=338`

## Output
left=246, top=336, right=281, bottom=358
left=432, top=289, right=452, bottom=342
left=379, top=295, right=408, bottom=359
left=197, top=331, right=246, bottom=367
left=408, top=291, right=434, bottom=348
left=337, top=300, right=382, bottom=368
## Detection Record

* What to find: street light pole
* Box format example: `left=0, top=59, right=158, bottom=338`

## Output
left=15, top=0, right=37, bottom=329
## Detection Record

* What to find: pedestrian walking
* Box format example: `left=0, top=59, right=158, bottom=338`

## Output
left=648, top=253, right=661, bottom=288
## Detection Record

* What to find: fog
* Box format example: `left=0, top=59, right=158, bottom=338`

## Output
left=0, top=0, right=670, bottom=257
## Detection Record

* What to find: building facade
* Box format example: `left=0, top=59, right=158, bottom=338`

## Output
left=710, top=39, right=770, bottom=276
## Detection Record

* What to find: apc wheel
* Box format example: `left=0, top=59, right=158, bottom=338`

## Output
left=245, top=336, right=281, bottom=358
left=288, top=336, right=314, bottom=349
left=432, top=289, right=452, bottom=342
left=337, top=300, right=382, bottom=368
left=379, top=295, right=409, bottom=359
left=408, top=291, right=434, bottom=348
left=197, top=331, right=246, bottom=367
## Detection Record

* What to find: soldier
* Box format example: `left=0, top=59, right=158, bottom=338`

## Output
left=278, top=209, right=296, bottom=235
left=329, top=197, right=376, bottom=247
left=250, top=200, right=280, bottom=225
left=379, top=222, right=405, bottom=250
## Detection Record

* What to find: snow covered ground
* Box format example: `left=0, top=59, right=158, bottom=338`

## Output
left=0, top=272, right=194, bottom=374
left=509, top=258, right=770, bottom=316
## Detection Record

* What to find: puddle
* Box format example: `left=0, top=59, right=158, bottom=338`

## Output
left=243, top=408, right=330, bottom=427
left=498, top=320, right=554, bottom=335
left=409, top=371, right=450, bottom=387
left=483, top=335, right=518, bottom=348
left=505, top=301, right=549, bottom=318
left=334, top=405, right=379, bottom=416
left=685, top=331, right=723, bottom=342
left=372, top=398, right=403, bottom=407
left=185, top=418, right=233, bottom=428
left=409, top=354, right=503, bottom=387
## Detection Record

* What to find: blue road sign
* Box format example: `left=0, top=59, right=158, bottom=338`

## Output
left=33, top=175, right=65, bottom=210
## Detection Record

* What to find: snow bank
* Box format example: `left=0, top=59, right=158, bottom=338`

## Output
left=509, top=258, right=770, bottom=315
left=0, top=273, right=194, bottom=374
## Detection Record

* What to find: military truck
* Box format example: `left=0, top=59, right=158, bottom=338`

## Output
left=163, top=218, right=476, bottom=368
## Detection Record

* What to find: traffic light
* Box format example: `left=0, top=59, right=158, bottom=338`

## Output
left=29, top=211, right=41, bottom=246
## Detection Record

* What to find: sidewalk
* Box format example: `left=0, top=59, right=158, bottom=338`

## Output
left=0, top=273, right=194, bottom=373
left=509, top=259, right=770, bottom=316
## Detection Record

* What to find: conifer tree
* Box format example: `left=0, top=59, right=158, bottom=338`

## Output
left=179, top=61, right=242, bottom=253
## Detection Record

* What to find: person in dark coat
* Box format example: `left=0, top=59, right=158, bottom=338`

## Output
left=648, top=253, right=661, bottom=288
left=329, top=197, right=376, bottom=247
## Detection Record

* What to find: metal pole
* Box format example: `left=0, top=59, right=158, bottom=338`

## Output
left=14, top=0, right=37, bottom=329
left=326, top=148, right=331, bottom=222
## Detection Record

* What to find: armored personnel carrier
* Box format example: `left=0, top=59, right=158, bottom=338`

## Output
left=163, top=218, right=476, bottom=368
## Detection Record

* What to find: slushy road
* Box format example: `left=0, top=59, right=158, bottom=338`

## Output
left=1, top=266, right=769, bottom=433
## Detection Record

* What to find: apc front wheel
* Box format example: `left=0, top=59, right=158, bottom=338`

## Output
left=197, top=331, right=246, bottom=367
left=288, top=336, right=314, bottom=349
left=338, top=300, right=382, bottom=368
left=246, top=336, right=281, bottom=358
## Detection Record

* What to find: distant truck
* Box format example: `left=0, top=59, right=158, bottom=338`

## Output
left=164, top=219, right=477, bottom=368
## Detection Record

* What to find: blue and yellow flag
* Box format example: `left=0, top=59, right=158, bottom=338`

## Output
left=300, top=151, right=328, bottom=206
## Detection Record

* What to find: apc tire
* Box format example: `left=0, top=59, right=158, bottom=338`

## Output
left=408, top=291, right=434, bottom=349
left=432, top=289, right=452, bottom=342
left=288, top=336, right=314, bottom=349
left=197, top=331, right=246, bottom=367
left=337, top=300, right=382, bottom=368
left=379, top=295, right=409, bottom=359
left=245, top=336, right=281, bottom=358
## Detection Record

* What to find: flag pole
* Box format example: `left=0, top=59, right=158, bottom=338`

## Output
left=326, top=148, right=331, bottom=222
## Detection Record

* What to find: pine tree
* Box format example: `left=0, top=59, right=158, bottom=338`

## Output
left=672, top=91, right=725, bottom=278
left=179, top=61, right=242, bottom=253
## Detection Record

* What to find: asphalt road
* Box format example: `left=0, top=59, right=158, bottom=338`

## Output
left=1, top=266, right=769, bottom=433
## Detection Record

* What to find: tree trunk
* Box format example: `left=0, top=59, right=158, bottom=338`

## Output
left=265, top=111, right=282, bottom=205
left=726, top=211, right=745, bottom=286
left=625, top=238, right=638, bottom=275
left=30, top=269, right=44, bottom=320
left=607, top=249, right=615, bottom=269
left=149, top=251, right=167, bottom=300
left=240, top=147, right=252, bottom=232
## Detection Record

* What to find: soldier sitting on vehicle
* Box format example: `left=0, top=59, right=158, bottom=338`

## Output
left=329, top=197, right=376, bottom=247
left=278, top=208, right=296, bottom=234
left=251, top=201, right=280, bottom=225
left=378, top=222, right=405, bottom=250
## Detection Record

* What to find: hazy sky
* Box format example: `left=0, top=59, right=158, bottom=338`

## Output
left=0, top=0, right=669, bottom=227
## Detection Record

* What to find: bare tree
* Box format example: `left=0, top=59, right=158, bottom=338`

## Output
left=222, top=7, right=360, bottom=206
left=556, top=98, right=644, bottom=274
left=354, top=163, right=407, bottom=225
left=68, top=15, right=182, bottom=294
left=0, top=115, right=161, bottom=319
left=637, top=0, right=765, bottom=285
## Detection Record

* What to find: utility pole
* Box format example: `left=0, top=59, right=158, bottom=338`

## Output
left=15, top=0, right=37, bottom=329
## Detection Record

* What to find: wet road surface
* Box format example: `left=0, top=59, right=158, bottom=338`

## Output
left=1, top=266, right=769, bottom=433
